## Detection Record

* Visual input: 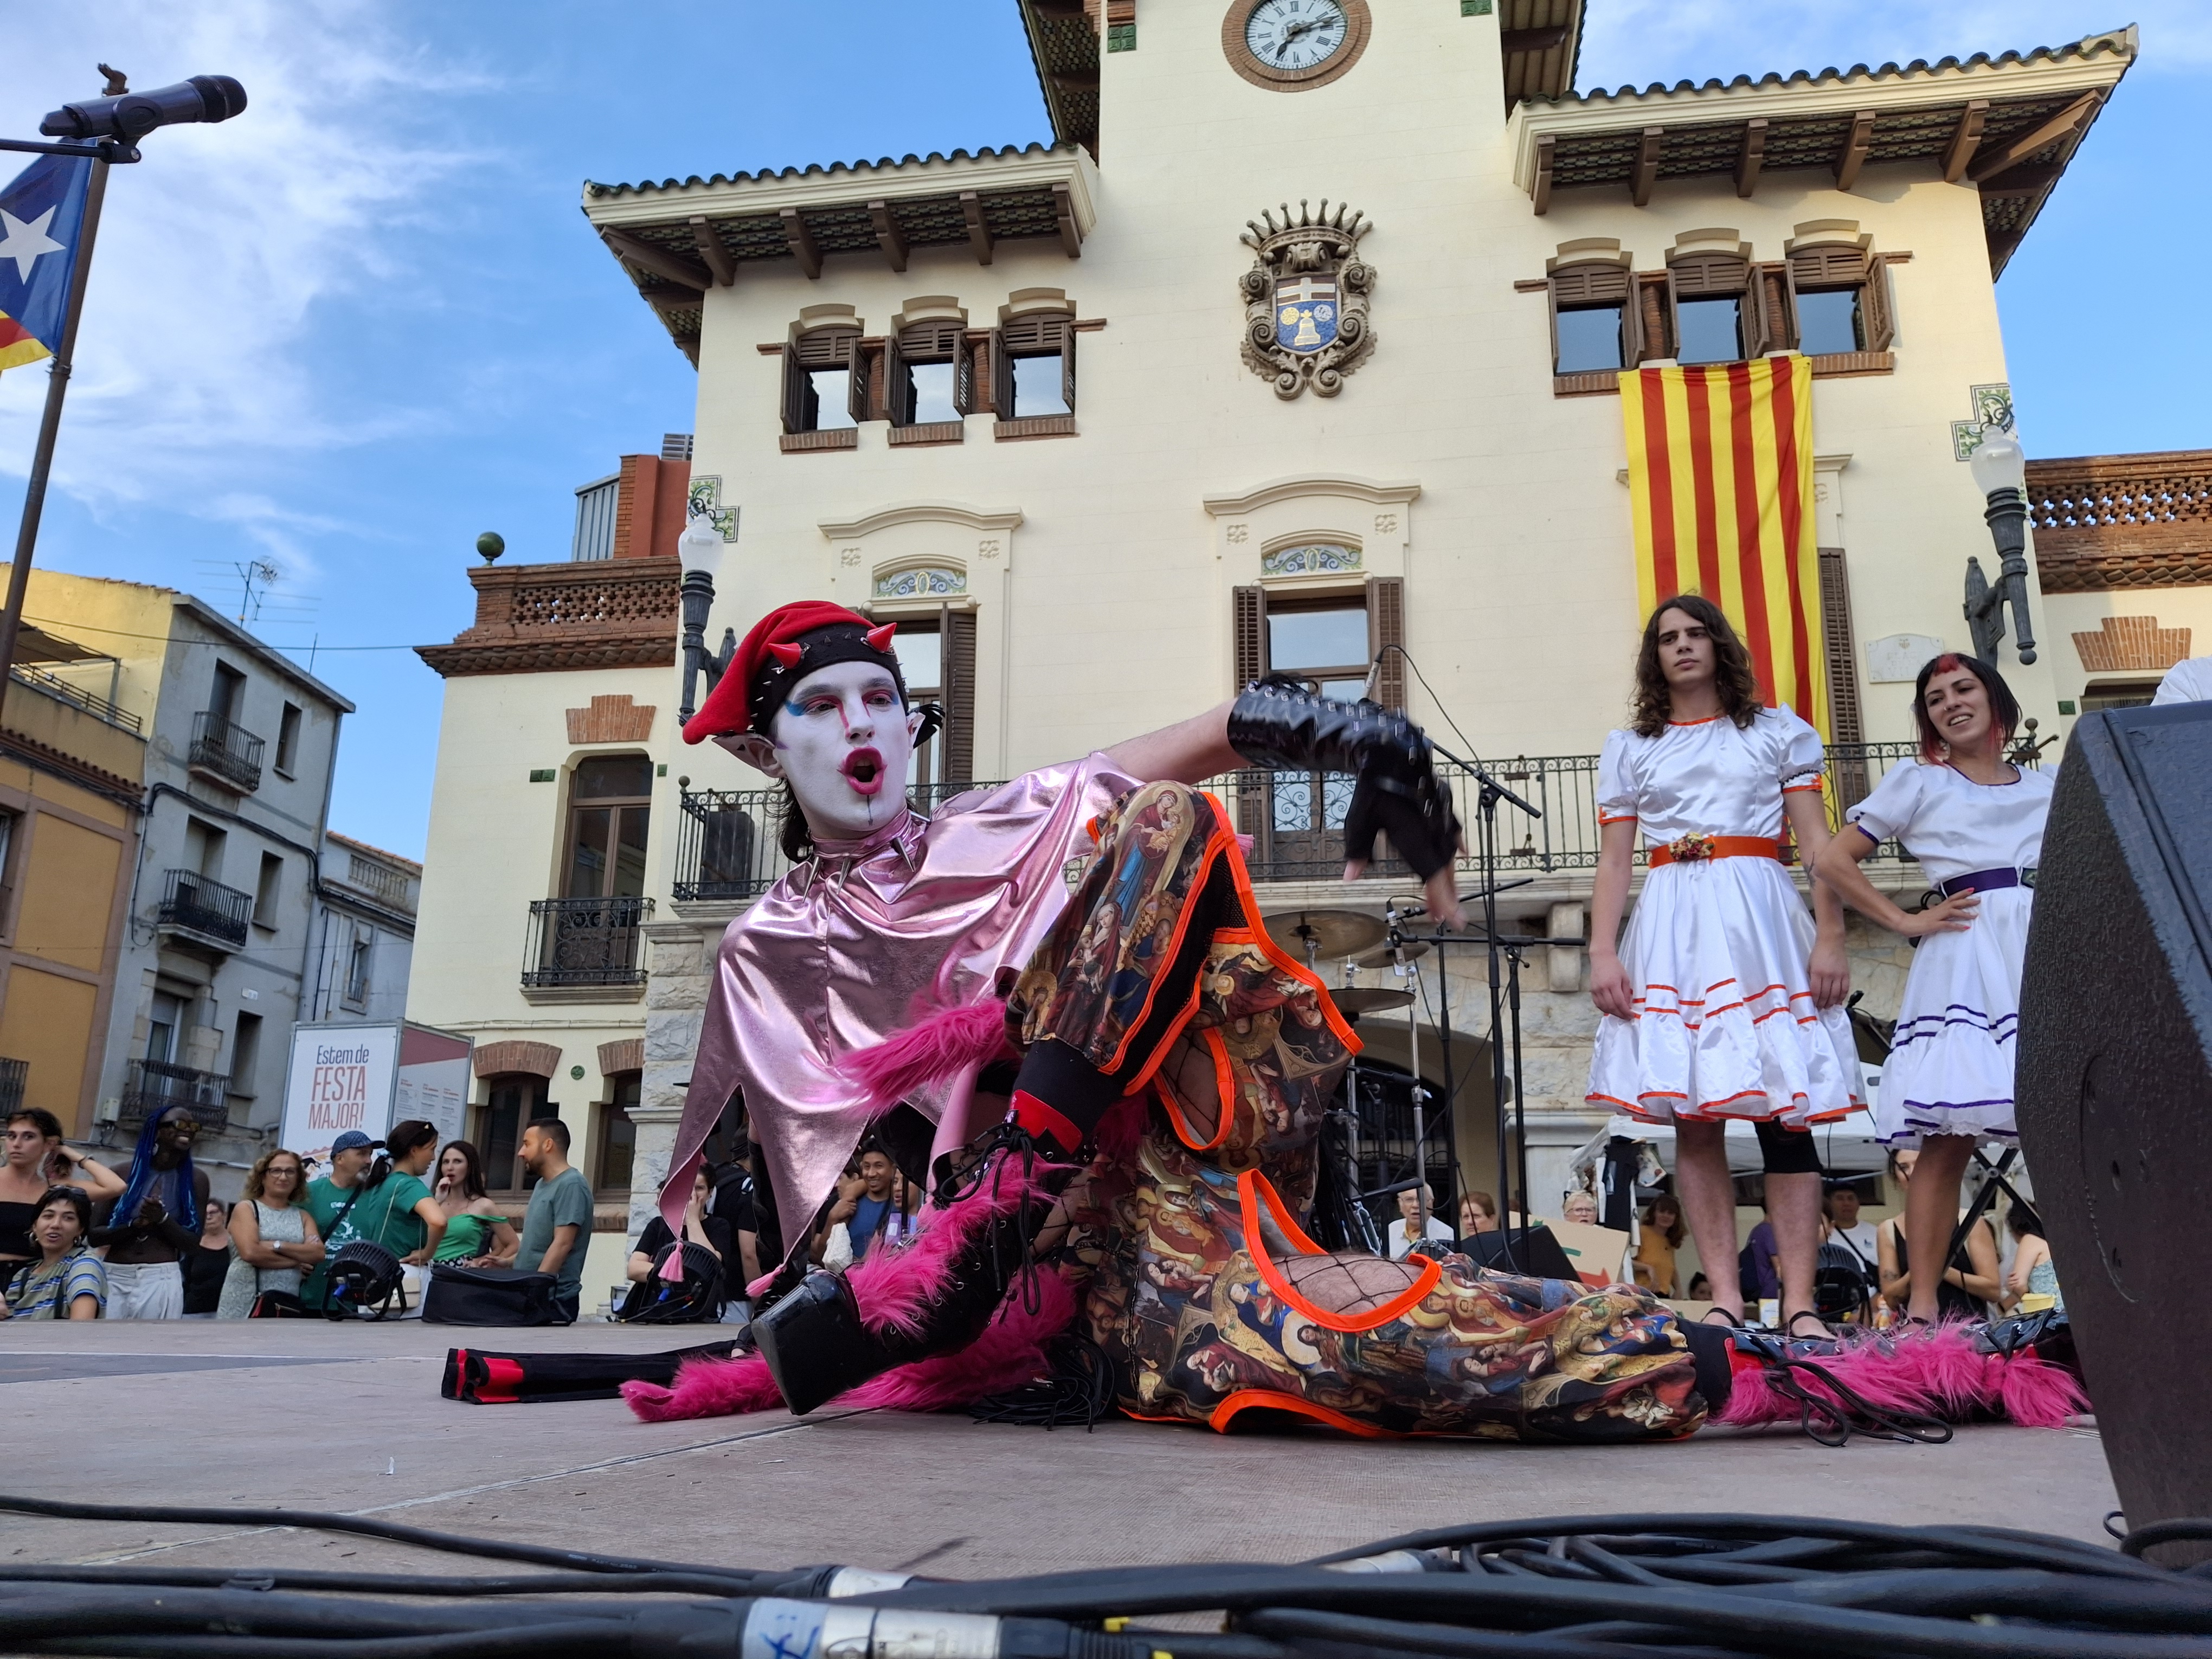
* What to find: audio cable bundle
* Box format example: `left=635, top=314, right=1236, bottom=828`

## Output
left=3, top=1494, right=2211, bottom=1657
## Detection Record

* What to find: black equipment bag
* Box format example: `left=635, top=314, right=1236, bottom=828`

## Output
left=614, top=1240, right=725, bottom=1325
left=422, top=1263, right=561, bottom=1327
left=441, top=1339, right=741, bottom=1404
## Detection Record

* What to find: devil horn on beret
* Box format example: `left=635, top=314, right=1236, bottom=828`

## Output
left=767, top=641, right=805, bottom=669
left=864, top=623, right=897, bottom=653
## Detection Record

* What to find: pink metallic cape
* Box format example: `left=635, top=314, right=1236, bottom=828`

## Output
left=659, top=755, right=1139, bottom=1251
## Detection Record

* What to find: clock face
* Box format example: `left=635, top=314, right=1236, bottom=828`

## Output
left=1244, top=0, right=1349, bottom=73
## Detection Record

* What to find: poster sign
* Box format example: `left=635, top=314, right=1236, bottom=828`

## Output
left=279, top=1023, right=472, bottom=1171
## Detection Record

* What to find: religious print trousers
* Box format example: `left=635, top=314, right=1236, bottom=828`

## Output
left=1009, top=781, right=1708, bottom=1442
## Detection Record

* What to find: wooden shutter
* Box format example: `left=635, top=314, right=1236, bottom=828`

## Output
left=1058, top=320, right=1077, bottom=414
left=1233, top=584, right=1267, bottom=692
left=989, top=328, right=1015, bottom=417
left=780, top=348, right=808, bottom=435
left=1667, top=254, right=1750, bottom=362
left=1861, top=255, right=1896, bottom=351
left=940, top=605, right=977, bottom=785
left=1744, top=262, right=1793, bottom=354
left=884, top=330, right=912, bottom=426
left=954, top=332, right=979, bottom=416
left=1818, top=545, right=1869, bottom=810
left=1366, top=576, right=1405, bottom=710
left=847, top=340, right=872, bottom=426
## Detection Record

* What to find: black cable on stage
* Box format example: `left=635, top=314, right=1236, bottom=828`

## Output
left=0, top=1493, right=768, bottom=1586
left=0, top=1564, right=756, bottom=1599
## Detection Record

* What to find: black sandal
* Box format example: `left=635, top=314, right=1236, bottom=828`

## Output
left=1697, top=1306, right=1746, bottom=1327
left=1783, top=1309, right=1832, bottom=1340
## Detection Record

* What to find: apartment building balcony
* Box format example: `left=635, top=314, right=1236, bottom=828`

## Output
left=156, top=867, right=253, bottom=952
left=522, top=895, right=653, bottom=1003
left=188, top=710, right=265, bottom=793
left=670, top=743, right=1978, bottom=914
left=118, top=1058, right=232, bottom=1135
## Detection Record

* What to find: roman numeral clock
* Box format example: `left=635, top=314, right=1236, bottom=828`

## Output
left=1221, top=0, right=1372, bottom=91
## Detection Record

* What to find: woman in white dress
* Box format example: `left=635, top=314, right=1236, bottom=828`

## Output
left=1586, top=596, right=1860, bottom=1337
left=1815, top=652, right=2050, bottom=1325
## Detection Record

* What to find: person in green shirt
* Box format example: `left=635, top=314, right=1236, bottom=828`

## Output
left=298, top=1130, right=376, bottom=1309
left=430, top=1140, right=518, bottom=1265
left=513, top=1118, right=594, bottom=1323
left=323, top=1122, right=446, bottom=1315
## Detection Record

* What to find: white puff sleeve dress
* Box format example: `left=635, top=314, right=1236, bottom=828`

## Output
left=1844, top=759, right=2054, bottom=1147
left=1583, top=708, right=1864, bottom=1129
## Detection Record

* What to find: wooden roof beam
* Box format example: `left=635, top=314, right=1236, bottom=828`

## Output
left=600, top=227, right=709, bottom=291
left=779, top=207, right=822, bottom=279
left=686, top=216, right=735, bottom=286
left=1735, top=118, right=1766, bottom=198
left=867, top=199, right=909, bottom=272
left=1631, top=126, right=1663, bottom=208
left=1835, top=110, right=1876, bottom=191
left=1532, top=134, right=1555, bottom=215
left=1978, top=160, right=2066, bottom=198
left=1943, top=100, right=1989, bottom=183
left=1052, top=181, right=1083, bottom=258
left=1971, top=91, right=2100, bottom=183
left=960, top=191, right=995, bottom=265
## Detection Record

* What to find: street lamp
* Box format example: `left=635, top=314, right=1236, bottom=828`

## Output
left=678, top=513, right=735, bottom=723
left=1963, top=426, right=2037, bottom=665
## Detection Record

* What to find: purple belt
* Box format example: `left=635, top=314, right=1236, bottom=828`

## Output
left=1937, top=866, right=2037, bottom=899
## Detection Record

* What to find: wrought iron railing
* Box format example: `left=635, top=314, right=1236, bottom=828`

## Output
left=188, top=710, right=265, bottom=792
left=10, top=664, right=140, bottom=733
left=118, top=1058, right=231, bottom=1134
left=523, top=895, right=653, bottom=988
left=156, top=867, right=253, bottom=948
left=671, top=744, right=1969, bottom=902
left=0, top=1057, right=25, bottom=1118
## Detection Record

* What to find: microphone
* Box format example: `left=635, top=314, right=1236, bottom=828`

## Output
left=1362, top=648, right=1384, bottom=703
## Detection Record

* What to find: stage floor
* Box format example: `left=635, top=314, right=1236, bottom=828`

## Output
left=0, top=1321, right=2121, bottom=1578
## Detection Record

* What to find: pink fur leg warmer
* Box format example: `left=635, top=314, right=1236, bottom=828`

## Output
left=1714, top=1322, right=2089, bottom=1432
left=625, top=1160, right=1073, bottom=1423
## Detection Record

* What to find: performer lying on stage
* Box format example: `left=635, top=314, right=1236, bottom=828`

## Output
left=631, top=600, right=1714, bottom=1439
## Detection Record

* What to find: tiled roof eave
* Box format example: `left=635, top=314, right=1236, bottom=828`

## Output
left=582, top=140, right=1088, bottom=216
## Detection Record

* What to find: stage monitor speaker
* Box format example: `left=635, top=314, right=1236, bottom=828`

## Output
left=1457, top=1225, right=1579, bottom=1283
left=2016, top=700, right=2212, bottom=1540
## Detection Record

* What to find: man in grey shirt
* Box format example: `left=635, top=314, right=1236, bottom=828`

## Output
left=515, top=1118, right=594, bottom=1323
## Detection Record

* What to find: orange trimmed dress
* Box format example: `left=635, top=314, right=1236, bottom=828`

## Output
left=1584, top=709, right=1864, bottom=1129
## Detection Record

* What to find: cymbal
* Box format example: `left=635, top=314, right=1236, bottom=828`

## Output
left=1329, top=987, right=1415, bottom=1015
left=1352, top=939, right=1431, bottom=969
left=1263, top=908, right=1387, bottom=963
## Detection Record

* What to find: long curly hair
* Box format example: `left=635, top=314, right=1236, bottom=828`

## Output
left=1630, top=594, right=1763, bottom=738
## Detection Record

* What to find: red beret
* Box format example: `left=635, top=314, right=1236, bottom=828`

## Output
left=682, top=600, right=899, bottom=744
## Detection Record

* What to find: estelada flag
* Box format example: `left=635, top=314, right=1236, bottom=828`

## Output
left=0, top=154, right=93, bottom=375
left=1619, top=353, right=1828, bottom=737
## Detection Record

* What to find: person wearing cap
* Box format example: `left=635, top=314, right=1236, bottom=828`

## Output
left=298, top=1129, right=376, bottom=1309
left=628, top=600, right=1709, bottom=1442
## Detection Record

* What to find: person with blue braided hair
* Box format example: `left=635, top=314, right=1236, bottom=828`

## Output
left=94, top=1104, right=209, bottom=1320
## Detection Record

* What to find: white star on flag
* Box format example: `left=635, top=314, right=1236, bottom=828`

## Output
left=0, top=207, right=65, bottom=284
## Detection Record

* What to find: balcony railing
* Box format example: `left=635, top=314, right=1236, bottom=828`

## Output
left=11, top=664, right=140, bottom=733
left=2025, top=449, right=2212, bottom=593
left=118, top=1058, right=231, bottom=1135
left=343, top=853, right=415, bottom=914
left=188, top=710, right=265, bottom=792
left=156, top=867, right=253, bottom=949
left=672, top=745, right=2008, bottom=903
left=0, top=1057, right=24, bottom=1118
left=523, top=895, right=653, bottom=988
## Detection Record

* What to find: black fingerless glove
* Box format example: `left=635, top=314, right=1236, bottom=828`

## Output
left=1227, top=677, right=1462, bottom=881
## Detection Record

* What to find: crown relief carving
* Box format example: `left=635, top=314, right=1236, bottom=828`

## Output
left=1239, top=199, right=1376, bottom=400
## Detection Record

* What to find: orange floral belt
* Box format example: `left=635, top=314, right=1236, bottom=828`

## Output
left=1647, top=833, right=1781, bottom=869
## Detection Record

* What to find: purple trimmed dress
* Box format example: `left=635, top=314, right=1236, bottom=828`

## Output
left=1846, top=759, right=2054, bottom=1147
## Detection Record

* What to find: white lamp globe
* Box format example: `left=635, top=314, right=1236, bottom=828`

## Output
left=678, top=516, right=724, bottom=580
left=1968, top=428, right=2027, bottom=499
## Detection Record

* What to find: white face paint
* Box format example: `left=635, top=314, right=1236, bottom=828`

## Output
left=719, top=659, right=920, bottom=842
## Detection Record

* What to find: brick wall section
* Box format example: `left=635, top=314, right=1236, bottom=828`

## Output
left=2072, top=614, right=2191, bottom=674
left=473, top=1039, right=561, bottom=1079
left=565, top=695, right=657, bottom=745
left=598, top=1037, right=645, bottom=1076
left=611, top=455, right=692, bottom=561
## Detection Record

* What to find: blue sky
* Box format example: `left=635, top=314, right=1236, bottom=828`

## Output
left=0, top=1, right=2201, bottom=859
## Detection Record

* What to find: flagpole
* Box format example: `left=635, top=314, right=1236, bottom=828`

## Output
left=0, top=152, right=108, bottom=730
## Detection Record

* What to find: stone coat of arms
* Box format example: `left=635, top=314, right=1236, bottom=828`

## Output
left=1239, top=199, right=1375, bottom=400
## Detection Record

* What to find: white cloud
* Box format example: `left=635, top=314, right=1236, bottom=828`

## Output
left=0, top=3, right=491, bottom=528
left=1579, top=1, right=2206, bottom=93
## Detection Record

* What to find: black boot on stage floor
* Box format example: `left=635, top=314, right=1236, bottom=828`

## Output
left=749, top=1040, right=1118, bottom=1415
